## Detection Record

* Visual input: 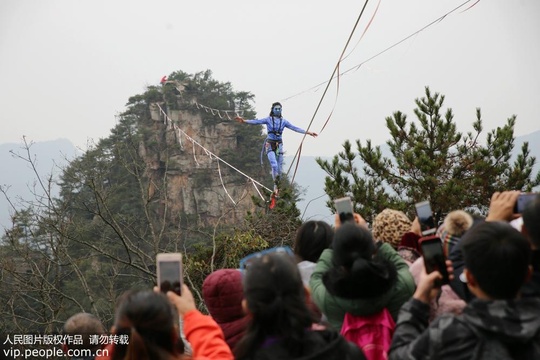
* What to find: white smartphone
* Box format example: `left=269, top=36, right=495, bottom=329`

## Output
left=156, top=253, right=183, bottom=295
left=334, top=196, right=354, bottom=223
left=415, top=201, right=436, bottom=236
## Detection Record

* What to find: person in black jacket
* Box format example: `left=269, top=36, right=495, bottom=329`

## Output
left=390, top=220, right=540, bottom=360
left=234, top=251, right=364, bottom=360
left=449, top=191, right=540, bottom=300
left=521, top=193, right=540, bottom=297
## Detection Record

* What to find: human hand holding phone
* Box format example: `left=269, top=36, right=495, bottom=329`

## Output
left=334, top=213, right=368, bottom=230
left=167, top=284, right=196, bottom=317
left=486, top=191, right=520, bottom=221
left=413, top=259, right=454, bottom=304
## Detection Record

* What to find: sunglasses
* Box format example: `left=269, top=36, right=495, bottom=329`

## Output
left=239, top=246, right=294, bottom=270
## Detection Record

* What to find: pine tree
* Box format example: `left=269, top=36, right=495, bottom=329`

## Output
left=317, top=87, right=540, bottom=223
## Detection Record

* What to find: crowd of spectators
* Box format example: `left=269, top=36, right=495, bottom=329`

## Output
left=49, top=191, right=540, bottom=359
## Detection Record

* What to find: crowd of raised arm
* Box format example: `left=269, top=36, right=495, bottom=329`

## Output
left=54, top=191, right=540, bottom=360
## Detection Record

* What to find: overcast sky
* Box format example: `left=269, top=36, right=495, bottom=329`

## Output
left=1, top=0, right=539, bottom=159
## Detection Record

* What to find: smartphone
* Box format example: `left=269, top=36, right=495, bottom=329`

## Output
left=415, top=201, right=436, bottom=236
left=334, top=196, right=354, bottom=223
left=156, top=253, right=183, bottom=295
left=419, top=236, right=450, bottom=286
left=514, top=193, right=537, bottom=214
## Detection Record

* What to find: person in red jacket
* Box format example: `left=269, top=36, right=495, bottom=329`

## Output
left=96, top=286, right=233, bottom=360
left=172, top=285, right=234, bottom=360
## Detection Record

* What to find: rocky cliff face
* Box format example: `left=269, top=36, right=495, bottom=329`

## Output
left=140, top=101, right=261, bottom=227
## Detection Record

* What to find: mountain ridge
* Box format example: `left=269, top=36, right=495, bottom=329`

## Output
left=1, top=130, right=540, bottom=228
left=0, top=138, right=80, bottom=228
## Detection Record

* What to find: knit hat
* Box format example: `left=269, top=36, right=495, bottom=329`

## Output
left=372, top=209, right=412, bottom=248
left=202, top=269, right=248, bottom=350
left=437, top=210, right=473, bottom=257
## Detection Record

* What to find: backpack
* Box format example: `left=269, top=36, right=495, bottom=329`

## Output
left=340, top=308, right=395, bottom=360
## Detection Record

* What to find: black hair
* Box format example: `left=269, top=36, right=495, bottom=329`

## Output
left=522, top=194, right=540, bottom=248
left=269, top=102, right=283, bottom=117
left=323, top=223, right=397, bottom=298
left=462, top=221, right=531, bottom=299
left=113, top=291, right=181, bottom=360
left=234, top=253, right=314, bottom=359
left=294, top=221, right=334, bottom=263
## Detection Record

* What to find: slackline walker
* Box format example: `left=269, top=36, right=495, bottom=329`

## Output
left=235, top=102, right=317, bottom=208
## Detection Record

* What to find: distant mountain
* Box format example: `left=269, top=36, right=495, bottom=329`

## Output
left=0, top=139, right=79, bottom=229
left=514, top=130, right=540, bottom=164
left=1, top=130, right=539, bottom=228
left=288, top=129, right=540, bottom=223
left=283, top=155, right=334, bottom=223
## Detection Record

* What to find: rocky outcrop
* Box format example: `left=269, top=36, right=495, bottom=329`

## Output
left=142, top=102, right=259, bottom=227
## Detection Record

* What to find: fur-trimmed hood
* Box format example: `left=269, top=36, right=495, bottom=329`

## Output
left=322, top=256, right=398, bottom=299
left=309, top=245, right=416, bottom=331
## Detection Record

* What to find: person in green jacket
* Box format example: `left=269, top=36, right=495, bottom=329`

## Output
left=309, top=214, right=416, bottom=331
